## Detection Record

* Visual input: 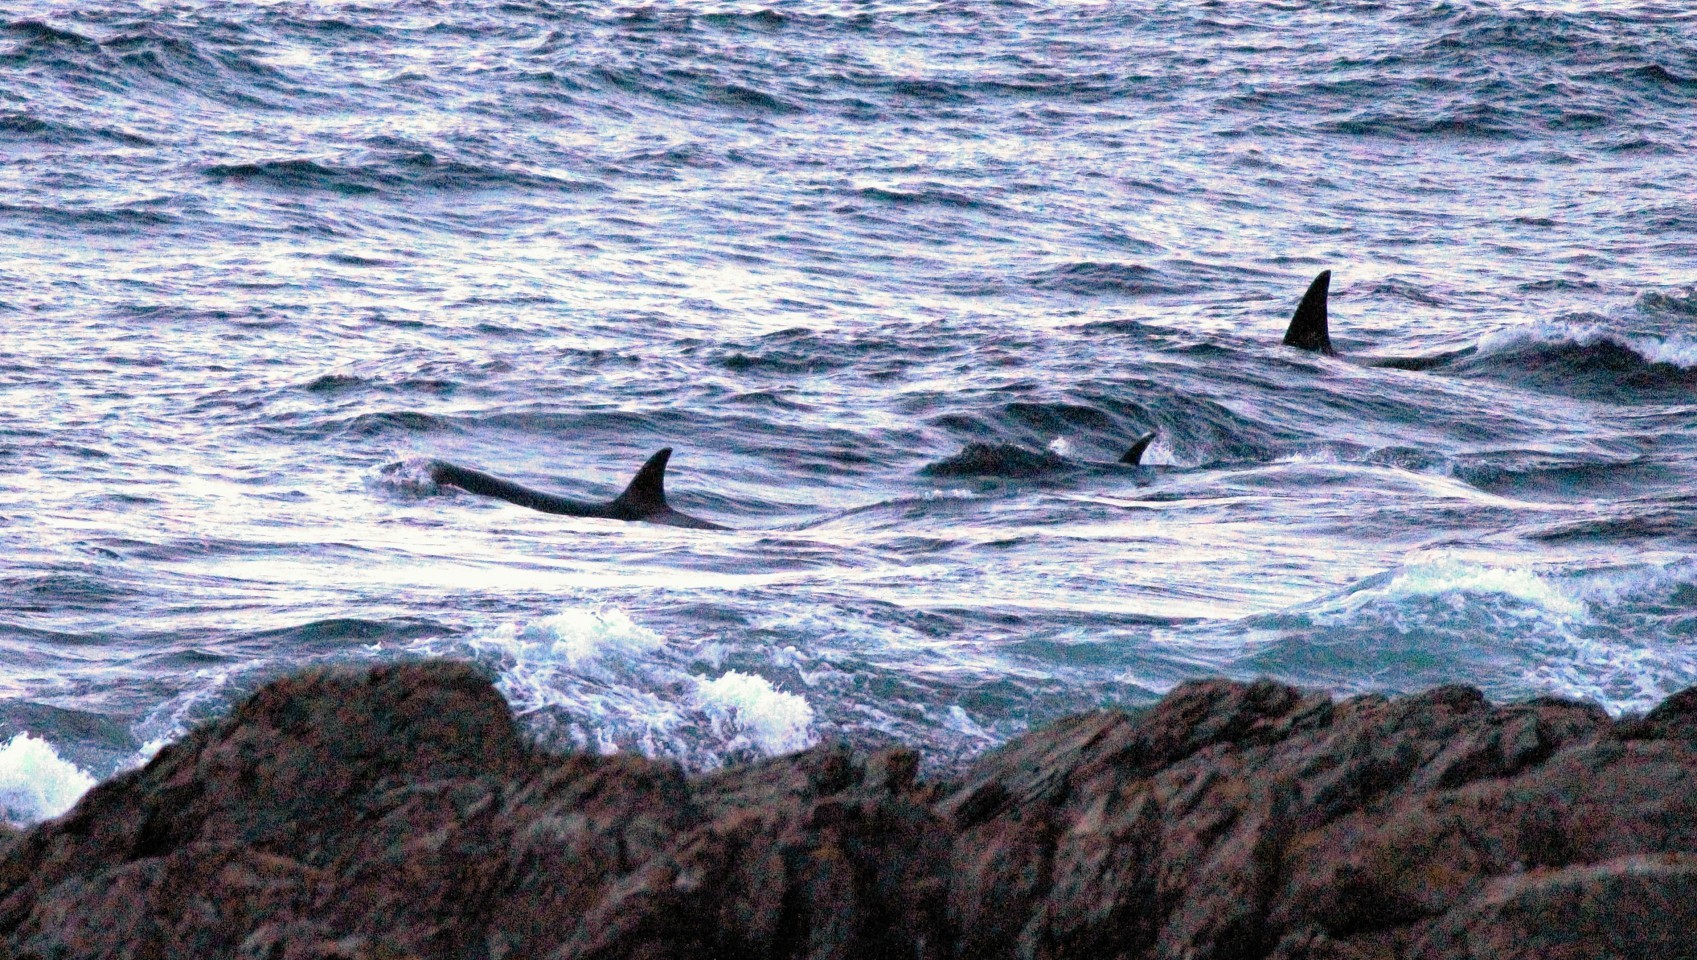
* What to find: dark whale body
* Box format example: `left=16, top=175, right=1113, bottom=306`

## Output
left=922, top=430, right=1159, bottom=480
left=416, top=436, right=1153, bottom=531
left=1281, top=270, right=1472, bottom=370
left=421, top=448, right=726, bottom=530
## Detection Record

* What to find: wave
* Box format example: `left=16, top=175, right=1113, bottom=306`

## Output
left=1638, top=288, right=1697, bottom=318
left=1234, top=555, right=1697, bottom=715
left=1452, top=319, right=1697, bottom=398
left=2, top=19, right=98, bottom=49
left=0, top=111, right=153, bottom=146
left=0, top=201, right=176, bottom=229
left=1450, top=451, right=1671, bottom=502
left=1, top=570, right=139, bottom=612
left=1028, top=262, right=1183, bottom=297
left=1326, top=103, right=1522, bottom=140
left=1526, top=513, right=1697, bottom=546
left=590, top=64, right=803, bottom=116
left=855, top=185, right=1001, bottom=211
left=205, top=154, right=601, bottom=196
left=1628, top=62, right=1697, bottom=90
left=408, top=605, right=817, bottom=765
left=1317, top=555, right=1586, bottom=621
left=206, top=159, right=379, bottom=195
left=0, top=733, right=96, bottom=825
left=318, top=410, right=462, bottom=439
left=4, top=19, right=312, bottom=108
left=1477, top=320, right=1697, bottom=368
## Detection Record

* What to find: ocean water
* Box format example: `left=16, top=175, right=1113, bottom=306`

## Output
left=3, top=0, right=1696, bottom=823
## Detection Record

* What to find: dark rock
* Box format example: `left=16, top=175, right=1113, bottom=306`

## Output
left=1619, top=683, right=1697, bottom=741
left=1, top=661, right=1695, bottom=959
left=1411, top=854, right=1697, bottom=960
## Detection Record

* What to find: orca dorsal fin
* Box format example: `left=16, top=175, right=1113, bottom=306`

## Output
left=1121, top=430, right=1157, bottom=465
left=1282, top=270, right=1334, bottom=356
left=612, top=448, right=671, bottom=516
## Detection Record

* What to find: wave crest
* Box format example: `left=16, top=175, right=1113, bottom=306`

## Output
left=1475, top=319, right=1697, bottom=370
left=0, top=733, right=96, bottom=826
left=409, top=606, right=817, bottom=769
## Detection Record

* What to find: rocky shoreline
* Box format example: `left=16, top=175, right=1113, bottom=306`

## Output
left=2, top=660, right=1694, bottom=959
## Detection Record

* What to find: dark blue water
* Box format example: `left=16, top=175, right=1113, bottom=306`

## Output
left=3, top=0, right=1696, bottom=822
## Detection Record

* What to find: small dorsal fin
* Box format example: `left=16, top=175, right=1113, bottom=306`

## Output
left=612, top=448, right=671, bottom=516
left=1282, top=270, right=1334, bottom=356
left=1121, top=430, right=1157, bottom=465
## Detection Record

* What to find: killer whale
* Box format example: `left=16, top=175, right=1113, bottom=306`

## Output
left=921, top=429, right=1159, bottom=479
left=413, top=433, right=1153, bottom=529
left=1121, top=430, right=1158, bottom=465
left=416, top=447, right=727, bottom=530
left=1281, top=270, right=1471, bottom=370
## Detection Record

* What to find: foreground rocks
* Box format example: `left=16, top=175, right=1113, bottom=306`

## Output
left=3, top=662, right=1696, bottom=959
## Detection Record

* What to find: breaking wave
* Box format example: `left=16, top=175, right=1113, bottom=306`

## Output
left=0, top=734, right=96, bottom=826
left=413, top=606, right=817, bottom=768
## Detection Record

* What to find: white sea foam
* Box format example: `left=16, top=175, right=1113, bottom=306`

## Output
left=458, top=606, right=671, bottom=734
left=1634, top=336, right=1697, bottom=368
left=0, top=733, right=96, bottom=825
left=1047, top=436, right=1074, bottom=457
left=944, top=703, right=991, bottom=740
left=1566, top=556, right=1697, bottom=607
left=1324, top=555, right=1585, bottom=620
left=696, top=671, right=815, bottom=754
left=1137, top=435, right=1174, bottom=466
left=126, top=663, right=249, bottom=769
left=1278, top=554, right=1697, bottom=715
left=924, top=488, right=979, bottom=500
left=472, top=607, right=664, bottom=675
left=1475, top=319, right=1697, bottom=369
left=366, top=457, right=444, bottom=498
left=1277, top=447, right=1344, bottom=465
left=424, top=604, right=817, bottom=766
left=1520, top=638, right=1695, bottom=716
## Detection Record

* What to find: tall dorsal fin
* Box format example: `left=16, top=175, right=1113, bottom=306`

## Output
left=1282, top=270, right=1334, bottom=356
left=1121, top=430, right=1157, bottom=465
left=612, top=448, right=671, bottom=516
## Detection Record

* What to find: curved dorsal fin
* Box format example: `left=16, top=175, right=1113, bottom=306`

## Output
left=1282, top=270, right=1334, bottom=356
left=1121, top=430, right=1157, bottom=465
left=612, top=448, right=671, bottom=516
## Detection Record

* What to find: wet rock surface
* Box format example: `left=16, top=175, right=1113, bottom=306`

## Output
left=2, top=661, right=1694, bottom=959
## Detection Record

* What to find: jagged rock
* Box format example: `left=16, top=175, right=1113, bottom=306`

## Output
left=1, top=660, right=1695, bottom=959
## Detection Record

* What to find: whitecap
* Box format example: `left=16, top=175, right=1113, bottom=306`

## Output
left=696, top=670, right=815, bottom=754
left=1322, top=555, right=1585, bottom=621
left=0, top=733, right=96, bottom=826
left=1475, top=319, right=1697, bottom=369
left=411, top=604, right=817, bottom=766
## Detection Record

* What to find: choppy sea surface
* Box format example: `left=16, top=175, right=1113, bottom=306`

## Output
left=3, top=0, right=1696, bottom=823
